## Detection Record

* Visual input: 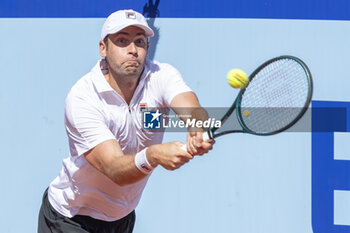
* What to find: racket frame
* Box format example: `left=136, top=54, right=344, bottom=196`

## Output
left=209, top=55, right=313, bottom=139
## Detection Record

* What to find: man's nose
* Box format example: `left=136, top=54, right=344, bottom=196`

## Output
left=127, top=42, right=138, bottom=56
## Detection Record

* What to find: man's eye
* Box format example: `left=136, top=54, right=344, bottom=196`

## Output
left=135, top=39, right=146, bottom=46
left=114, top=38, right=129, bottom=46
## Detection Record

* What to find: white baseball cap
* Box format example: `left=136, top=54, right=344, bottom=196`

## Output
left=101, top=9, right=154, bottom=41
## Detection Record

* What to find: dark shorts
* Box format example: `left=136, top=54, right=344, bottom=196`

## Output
left=38, top=188, right=136, bottom=233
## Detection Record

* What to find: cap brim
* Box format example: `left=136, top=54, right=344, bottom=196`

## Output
left=103, top=23, right=154, bottom=40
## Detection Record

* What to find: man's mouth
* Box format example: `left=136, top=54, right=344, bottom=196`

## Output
left=125, top=60, right=139, bottom=67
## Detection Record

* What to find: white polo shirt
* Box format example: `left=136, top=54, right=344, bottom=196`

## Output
left=48, top=60, right=192, bottom=221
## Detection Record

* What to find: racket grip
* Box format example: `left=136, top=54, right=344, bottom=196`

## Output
left=181, top=131, right=211, bottom=151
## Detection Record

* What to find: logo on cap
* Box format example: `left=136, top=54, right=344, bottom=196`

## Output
left=125, top=11, right=136, bottom=19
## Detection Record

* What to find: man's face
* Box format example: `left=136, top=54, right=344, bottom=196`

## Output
left=100, top=26, right=148, bottom=78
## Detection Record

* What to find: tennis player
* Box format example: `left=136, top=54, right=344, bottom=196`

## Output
left=38, top=9, right=213, bottom=233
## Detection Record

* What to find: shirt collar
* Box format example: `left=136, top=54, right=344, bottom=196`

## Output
left=91, top=60, right=114, bottom=93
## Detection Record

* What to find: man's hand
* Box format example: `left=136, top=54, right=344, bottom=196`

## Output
left=186, top=131, right=214, bottom=156
left=147, top=142, right=193, bottom=170
left=170, top=91, right=215, bottom=156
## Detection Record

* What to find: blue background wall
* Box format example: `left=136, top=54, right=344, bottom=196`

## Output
left=1, top=0, right=350, bottom=232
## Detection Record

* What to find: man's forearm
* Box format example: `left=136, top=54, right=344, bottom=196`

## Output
left=85, top=141, right=192, bottom=186
left=103, top=153, right=151, bottom=186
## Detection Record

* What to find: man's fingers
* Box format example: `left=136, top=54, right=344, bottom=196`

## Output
left=208, top=139, right=215, bottom=145
left=201, top=141, right=213, bottom=150
left=189, top=131, right=197, bottom=137
left=174, top=141, right=194, bottom=158
left=186, top=138, right=197, bottom=155
left=193, top=132, right=203, bottom=147
left=179, top=150, right=194, bottom=159
left=180, top=157, right=190, bottom=164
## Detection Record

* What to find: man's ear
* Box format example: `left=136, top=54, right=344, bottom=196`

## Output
left=99, top=40, right=107, bottom=58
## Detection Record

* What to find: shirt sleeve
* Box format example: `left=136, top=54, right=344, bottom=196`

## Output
left=158, top=63, right=193, bottom=106
left=64, top=92, right=116, bottom=157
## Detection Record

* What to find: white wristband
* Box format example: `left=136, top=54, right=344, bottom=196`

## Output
left=134, top=148, right=154, bottom=174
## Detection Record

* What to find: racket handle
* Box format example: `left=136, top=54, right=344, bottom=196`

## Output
left=181, top=131, right=211, bottom=151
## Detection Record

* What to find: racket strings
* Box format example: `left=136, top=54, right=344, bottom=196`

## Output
left=239, top=58, right=310, bottom=134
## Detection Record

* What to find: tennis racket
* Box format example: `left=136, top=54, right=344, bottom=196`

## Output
left=183, top=55, right=313, bottom=148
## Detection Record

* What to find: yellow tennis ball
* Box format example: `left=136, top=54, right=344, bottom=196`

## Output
left=227, top=69, right=249, bottom=89
left=243, top=109, right=250, bottom=117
